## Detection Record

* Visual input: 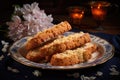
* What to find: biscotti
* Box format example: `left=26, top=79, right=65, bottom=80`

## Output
left=25, top=21, right=72, bottom=51
left=50, top=43, right=97, bottom=66
left=26, top=32, right=91, bottom=62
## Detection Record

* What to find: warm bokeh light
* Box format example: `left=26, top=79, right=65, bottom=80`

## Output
left=69, top=6, right=84, bottom=25
left=91, top=1, right=110, bottom=21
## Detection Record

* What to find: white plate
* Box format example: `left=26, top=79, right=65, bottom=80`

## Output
left=9, top=32, right=114, bottom=70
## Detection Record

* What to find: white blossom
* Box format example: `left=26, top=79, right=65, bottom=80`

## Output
left=0, top=55, right=4, bottom=61
left=1, top=40, right=9, bottom=53
left=7, top=2, right=54, bottom=41
left=7, top=66, right=20, bottom=73
left=1, top=40, right=9, bottom=45
left=111, top=65, right=117, bottom=68
left=96, top=71, right=103, bottom=76
left=80, top=75, right=96, bottom=80
left=2, top=48, right=7, bottom=53
left=109, top=67, right=119, bottom=75
left=7, top=53, right=10, bottom=56
left=67, top=72, right=80, bottom=78
left=32, top=70, right=42, bottom=77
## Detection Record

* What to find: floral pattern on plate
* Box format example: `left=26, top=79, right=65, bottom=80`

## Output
left=9, top=32, right=114, bottom=70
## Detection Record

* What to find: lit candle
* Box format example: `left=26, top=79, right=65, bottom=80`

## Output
left=91, top=1, right=110, bottom=21
left=69, top=7, right=84, bottom=25
left=71, top=12, right=84, bottom=19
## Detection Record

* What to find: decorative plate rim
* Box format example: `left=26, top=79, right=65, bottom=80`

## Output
left=9, top=32, right=114, bottom=70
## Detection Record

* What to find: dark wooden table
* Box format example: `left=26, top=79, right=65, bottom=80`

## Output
left=53, top=14, right=120, bottom=34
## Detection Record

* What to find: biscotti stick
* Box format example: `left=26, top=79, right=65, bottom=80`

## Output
left=26, top=32, right=91, bottom=62
left=25, top=21, right=72, bottom=50
left=50, top=43, right=97, bottom=66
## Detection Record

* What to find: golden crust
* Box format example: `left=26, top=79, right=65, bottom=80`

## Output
left=50, top=43, right=97, bottom=66
left=50, top=52, right=80, bottom=66
left=25, top=21, right=72, bottom=50
left=26, top=32, right=91, bottom=62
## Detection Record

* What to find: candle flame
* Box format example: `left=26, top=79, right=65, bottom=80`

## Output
left=98, top=4, right=101, bottom=9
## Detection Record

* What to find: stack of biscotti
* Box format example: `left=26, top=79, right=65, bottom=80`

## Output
left=50, top=43, right=97, bottom=66
left=25, top=21, right=72, bottom=51
left=25, top=21, right=97, bottom=66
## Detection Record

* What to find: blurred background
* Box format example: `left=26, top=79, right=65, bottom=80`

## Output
left=0, top=0, right=120, bottom=31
